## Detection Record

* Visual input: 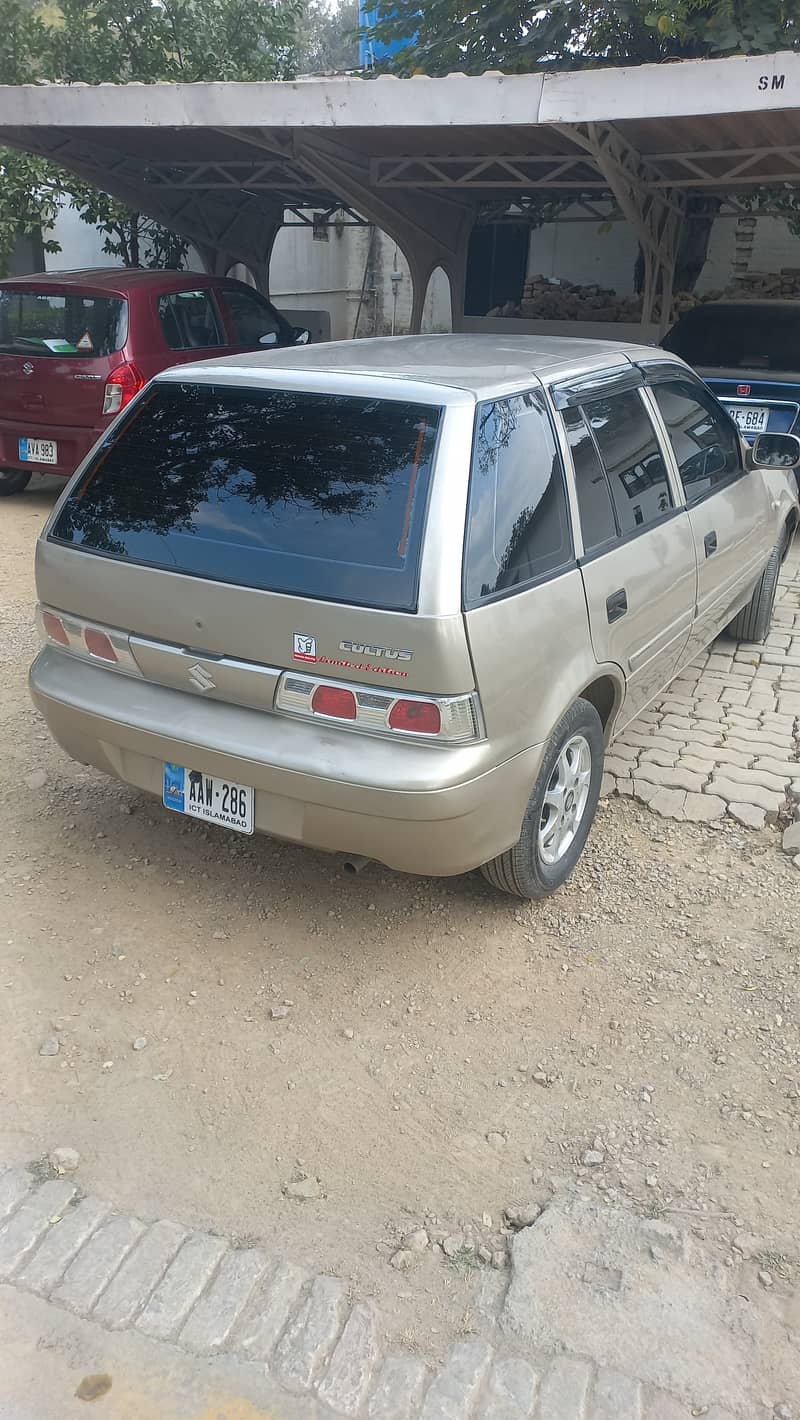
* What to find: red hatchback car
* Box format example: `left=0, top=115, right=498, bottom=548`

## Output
left=0, top=269, right=310, bottom=495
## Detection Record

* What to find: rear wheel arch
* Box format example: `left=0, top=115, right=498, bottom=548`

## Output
left=578, top=673, right=625, bottom=742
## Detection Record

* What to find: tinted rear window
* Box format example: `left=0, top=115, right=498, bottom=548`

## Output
left=51, top=383, right=441, bottom=612
left=663, top=305, right=800, bottom=372
left=0, top=288, right=127, bottom=358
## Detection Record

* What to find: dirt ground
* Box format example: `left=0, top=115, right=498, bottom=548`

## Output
left=2, top=477, right=799, bottom=1359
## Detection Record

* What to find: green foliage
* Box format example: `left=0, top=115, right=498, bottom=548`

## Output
left=44, top=0, right=301, bottom=85
left=370, top=0, right=797, bottom=76
left=645, top=2, right=797, bottom=55
left=298, top=0, right=360, bottom=73
left=0, top=151, right=61, bottom=277
left=65, top=179, right=189, bottom=268
left=0, top=0, right=302, bottom=275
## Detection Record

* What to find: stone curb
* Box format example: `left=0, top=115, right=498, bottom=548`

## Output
left=0, top=1163, right=744, bottom=1420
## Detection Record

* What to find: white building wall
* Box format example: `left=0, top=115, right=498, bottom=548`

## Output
left=527, top=208, right=800, bottom=294
left=41, top=206, right=452, bottom=339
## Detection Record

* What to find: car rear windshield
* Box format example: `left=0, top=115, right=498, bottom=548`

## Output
left=663, top=305, right=800, bottom=373
left=50, top=382, right=442, bottom=611
left=0, top=288, right=128, bottom=358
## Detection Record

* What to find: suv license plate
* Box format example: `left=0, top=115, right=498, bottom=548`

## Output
left=726, top=404, right=769, bottom=434
left=19, top=437, right=57, bottom=464
left=163, top=762, right=254, bottom=834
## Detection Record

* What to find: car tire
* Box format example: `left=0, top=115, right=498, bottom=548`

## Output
left=479, top=697, right=605, bottom=900
left=727, top=541, right=782, bottom=643
left=0, top=469, right=32, bottom=497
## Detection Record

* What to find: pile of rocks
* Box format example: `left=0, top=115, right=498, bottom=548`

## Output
left=520, top=276, right=645, bottom=323
left=485, top=267, right=800, bottom=324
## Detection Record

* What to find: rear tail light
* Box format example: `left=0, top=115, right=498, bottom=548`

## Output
left=83, top=628, right=118, bottom=662
left=276, top=673, right=482, bottom=743
left=388, top=699, right=441, bottom=735
left=42, top=610, right=69, bottom=646
left=311, top=684, right=357, bottom=720
left=103, top=361, right=145, bottom=416
left=36, top=604, right=140, bottom=677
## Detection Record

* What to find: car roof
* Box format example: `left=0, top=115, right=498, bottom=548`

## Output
left=0, top=268, right=229, bottom=297
left=165, top=333, right=673, bottom=398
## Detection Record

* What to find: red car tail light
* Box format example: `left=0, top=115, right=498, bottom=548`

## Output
left=311, top=684, right=357, bottom=720
left=84, top=628, right=118, bottom=662
left=103, top=361, right=145, bottom=416
left=388, top=698, right=441, bottom=735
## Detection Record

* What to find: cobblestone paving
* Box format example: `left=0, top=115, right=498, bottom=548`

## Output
left=0, top=1164, right=746, bottom=1420
left=603, top=542, right=800, bottom=831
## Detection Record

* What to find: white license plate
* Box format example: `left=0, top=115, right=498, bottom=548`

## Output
left=19, top=437, right=57, bottom=465
left=163, top=763, right=254, bottom=834
left=726, top=404, right=770, bottom=435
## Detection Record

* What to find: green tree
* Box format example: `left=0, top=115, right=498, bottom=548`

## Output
left=370, top=0, right=797, bottom=76
left=298, top=0, right=359, bottom=73
left=0, top=0, right=302, bottom=276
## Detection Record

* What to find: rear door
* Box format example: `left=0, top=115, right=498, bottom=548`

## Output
left=558, top=379, right=697, bottom=727
left=217, top=284, right=291, bottom=351
left=648, top=371, right=774, bottom=655
left=150, top=287, right=231, bottom=370
left=0, top=284, right=128, bottom=432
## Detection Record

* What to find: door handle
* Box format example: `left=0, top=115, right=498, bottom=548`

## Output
left=606, top=588, right=628, bottom=623
left=704, top=531, right=718, bottom=557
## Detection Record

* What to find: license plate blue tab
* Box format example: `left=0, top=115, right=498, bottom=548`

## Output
left=163, top=762, right=186, bottom=812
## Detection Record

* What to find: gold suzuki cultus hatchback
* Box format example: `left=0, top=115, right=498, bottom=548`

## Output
left=30, top=335, right=800, bottom=897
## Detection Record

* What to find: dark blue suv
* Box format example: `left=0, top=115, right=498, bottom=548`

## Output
left=662, top=301, right=800, bottom=456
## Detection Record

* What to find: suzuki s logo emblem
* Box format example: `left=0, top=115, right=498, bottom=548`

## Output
left=188, top=663, right=216, bottom=693
left=22, top=362, right=34, bottom=376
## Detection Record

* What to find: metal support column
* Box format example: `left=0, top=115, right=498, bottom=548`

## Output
left=555, top=122, right=685, bottom=335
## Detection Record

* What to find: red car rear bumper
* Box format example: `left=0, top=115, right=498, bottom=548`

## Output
left=0, top=418, right=104, bottom=479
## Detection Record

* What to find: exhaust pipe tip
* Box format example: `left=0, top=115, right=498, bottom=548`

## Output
left=342, top=854, right=371, bottom=875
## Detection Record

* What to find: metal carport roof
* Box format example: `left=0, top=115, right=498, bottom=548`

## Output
left=1, top=49, right=798, bottom=330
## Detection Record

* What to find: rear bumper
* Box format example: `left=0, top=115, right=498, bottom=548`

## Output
left=30, top=649, right=544, bottom=877
left=0, top=418, right=103, bottom=478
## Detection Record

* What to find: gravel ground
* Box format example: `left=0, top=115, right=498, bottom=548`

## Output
left=2, top=479, right=799, bottom=1362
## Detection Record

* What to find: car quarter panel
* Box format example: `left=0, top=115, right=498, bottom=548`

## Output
left=463, top=568, right=612, bottom=761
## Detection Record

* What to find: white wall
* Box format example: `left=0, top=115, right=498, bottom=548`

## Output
left=526, top=207, right=800, bottom=295
left=699, top=214, right=800, bottom=292
left=270, top=223, right=451, bottom=339
left=39, top=206, right=452, bottom=340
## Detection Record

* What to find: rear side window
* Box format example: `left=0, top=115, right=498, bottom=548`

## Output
left=51, top=383, right=441, bottom=612
left=157, top=290, right=224, bottom=351
left=652, top=378, right=741, bottom=503
left=0, top=289, right=127, bottom=357
left=464, top=389, right=573, bottom=605
left=562, top=406, right=617, bottom=554
left=224, top=287, right=282, bottom=346
left=584, top=389, right=673, bottom=536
